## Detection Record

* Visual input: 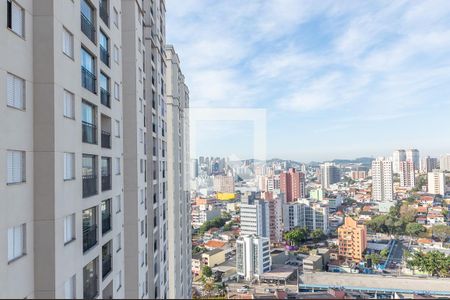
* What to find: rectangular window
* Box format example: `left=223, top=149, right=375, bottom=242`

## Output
left=116, top=233, right=122, bottom=252
left=62, top=27, right=74, bottom=58
left=114, top=120, right=120, bottom=137
left=63, top=90, right=75, bottom=119
left=64, top=275, right=76, bottom=299
left=138, top=38, right=142, bottom=52
left=64, top=152, right=75, bottom=180
left=7, top=150, right=25, bottom=184
left=63, top=214, right=76, bottom=244
left=113, top=45, right=119, bottom=63
left=139, top=68, right=142, bottom=82
left=99, top=30, right=109, bottom=66
left=7, top=73, right=25, bottom=110
left=7, top=0, right=24, bottom=37
left=115, top=270, right=122, bottom=291
left=115, top=157, right=121, bottom=175
left=113, top=8, right=119, bottom=28
left=114, top=82, right=119, bottom=100
left=81, top=47, right=96, bottom=93
left=139, top=128, right=143, bottom=143
left=7, top=224, right=26, bottom=262
left=140, top=189, right=144, bottom=204
left=115, top=195, right=121, bottom=213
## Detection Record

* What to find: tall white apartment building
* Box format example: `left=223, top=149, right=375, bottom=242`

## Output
left=236, top=235, right=271, bottom=281
left=400, top=160, right=415, bottom=188
left=320, top=163, right=340, bottom=189
left=428, top=170, right=446, bottom=196
left=1, top=0, right=125, bottom=298
left=406, top=149, right=420, bottom=170
left=240, top=198, right=270, bottom=238
left=371, top=159, right=394, bottom=202
left=165, top=45, right=192, bottom=299
left=392, top=149, right=406, bottom=174
left=440, top=154, right=450, bottom=171
left=283, top=201, right=329, bottom=233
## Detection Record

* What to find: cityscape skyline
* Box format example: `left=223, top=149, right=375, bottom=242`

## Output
left=167, top=1, right=450, bottom=161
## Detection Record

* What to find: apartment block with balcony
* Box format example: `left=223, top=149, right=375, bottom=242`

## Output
left=338, top=217, right=367, bottom=262
left=165, top=45, right=192, bottom=299
left=0, top=0, right=124, bottom=298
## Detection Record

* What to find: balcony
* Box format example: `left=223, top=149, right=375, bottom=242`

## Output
left=102, top=174, right=111, bottom=191
left=101, top=130, right=111, bottom=149
left=83, top=174, right=98, bottom=198
left=81, top=13, right=96, bottom=43
left=99, top=1, right=109, bottom=27
left=102, top=213, right=111, bottom=234
left=82, top=121, right=97, bottom=144
left=102, top=254, right=112, bottom=279
left=82, top=67, right=96, bottom=93
left=100, top=46, right=110, bottom=67
left=83, top=224, right=98, bottom=252
left=100, top=88, right=110, bottom=107
left=83, top=274, right=98, bottom=299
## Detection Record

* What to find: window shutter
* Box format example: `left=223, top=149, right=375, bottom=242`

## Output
left=7, top=151, right=14, bottom=183
left=12, top=2, right=23, bottom=36
left=7, top=228, right=14, bottom=261
left=14, top=76, right=24, bottom=109
left=7, top=74, right=15, bottom=107
left=14, top=225, right=23, bottom=258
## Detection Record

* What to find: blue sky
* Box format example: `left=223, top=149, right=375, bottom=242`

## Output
left=166, top=0, right=450, bottom=162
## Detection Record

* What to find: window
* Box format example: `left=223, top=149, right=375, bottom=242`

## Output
left=64, top=214, right=76, bottom=244
left=81, top=47, right=96, bottom=93
left=115, top=270, right=122, bottom=291
left=139, top=98, right=143, bottom=112
left=64, top=275, right=76, bottom=299
left=115, top=195, right=121, bottom=213
left=115, top=157, right=121, bottom=175
left=113, top=45, right=119, bottom=63
left=113, top=8, right=119, bottom=28
left=63, top=90, right=75, bottom=119
left=139, top=128, right=143, bottom=143
left=7, top=150, right=25, bottom=184
left=139, top=67, right=142, bottom=82
left=138, top=38, right=141, bottom=52
left=116, top=233, right=122, bottom=252
left=114, top=82, right=120, bottom=100
left=140, top=189, right=144, bottom=204
left=101, top=199, right=112, bottom=235
left=7, top=73, right=25, bottom=110
left=140, top=220, right=144, bottom=236
left=62, top=27, right=74, bottom=58
left=114, top=120, right=120, bottom=137
left=99, top=31, right=109, bottom=66
left=82, top=207, right=97, bottom=252
left=80, top=0, right=96, bottom=43
left=82, top=101, right=97, bottom=144
left=64, top=152, right=75, bottom=180
left=7, top=224, right=26, bottom=262
left=7, top=0, right=24, bottom=37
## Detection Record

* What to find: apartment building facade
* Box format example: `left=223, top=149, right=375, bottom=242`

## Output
left=165, top=45, right=192, bottom=299
left=371, top=158, right=394, bottom=202
left=236, top=235, right=271, bottom=281
left=1, top=0, right=125, bottom=298
left=338, top=217, right=367, bottom=262
left=428, top=170, right=446, bottom=196
left=280, top=168, right=306, bottom=202
left=283, top=201, right=329, bottom=234
left=320, top=163, right=340, bottom=189
left=240, top=198, right=270, bottom=238
left=399, top=160, right=415, bottom=188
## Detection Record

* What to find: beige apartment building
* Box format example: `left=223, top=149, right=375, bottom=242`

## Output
left=1, top=0, right=191, bottom=299
left=338, top=217, right=367, bottom=262
left=1, top=0, right=125, bottom=298
left=165, top=45, right=192, bottom=299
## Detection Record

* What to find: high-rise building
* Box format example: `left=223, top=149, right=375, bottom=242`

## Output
left=0, top=0, right=128, bottom=298
left=392, top=149, right=406, bottom=174
left=406, top=149, right=420, bottom=170
left=280, top=168, right=306, bottom=202
left=165, top=46, right=191, bottom=299
left=421, top=156, right=439, bottom=173
left=213, top=175, right=235, bottom=193
left=267, top=194, right=284, bottom=243
left=428, top=170, right=446, bottom=196
left=338, top=217, right=367, bottom=262
left=371, top=159, right=394, bottom=202
left=320, top=163, right=340, bottom=189
left=236, top=235, right=271, bottom=281
left=400, top=160, right=415, bottom=188
left=240, top=198, right=270, bottom=238
left=283, top=201, right=329, bottom=233
left=191, top=159, right=199, bottom=178
left=440, top=154, right=450, bottom=171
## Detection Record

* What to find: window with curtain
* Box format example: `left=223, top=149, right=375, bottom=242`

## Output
left=7, top=224, right=26, bottom=262
left=7, top=73, right=25, bottom=110
left=7, top=150, right=25, bottom=184
left=62, top=27, right=74, bottom=58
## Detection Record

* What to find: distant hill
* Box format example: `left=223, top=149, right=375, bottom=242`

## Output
left=331, top=157, right=375, bottom=166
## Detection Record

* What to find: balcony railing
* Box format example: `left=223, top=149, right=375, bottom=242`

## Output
left=100, top=46, right=110, bottom=67
left=101, top=130, right=111, bottom=149
left=100, top=88, right=110, bottom=107
left=102, top=213, right=111, bottom=234
left=83, top=274, right=98, bottom=299
left=83, top=224, right=98, bottom=252
left=82, top=67, right=96, bottom=93
left=81, top=13, right=96, bottom=43
left=82, top=121, right=97, bottom=144
left=83, top=174, right=98, bottom=198
left=102, top=174, right=111, bottom=191
left=99, top=2, right=109, bottom=26
left=102, top=254, right=112, bottom=279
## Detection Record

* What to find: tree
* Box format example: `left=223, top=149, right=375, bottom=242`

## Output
left=284, top=227, right=309, bottom=246
left=380, top=248, right=389, bottom=258
left=202, top=278, right=215, bottom=297
left=223, top=222, right=233, bottom=232
left=366, top=253, right=383, bottom=265
left=407, top=250, right=450, bottom=277
left=202, top=265, right=213, bottom=278
left=406, top=223, right=426, bottom=238
left=310, top=229, right=326, bottom=242
left=432, top=225, right=450, bottom=243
